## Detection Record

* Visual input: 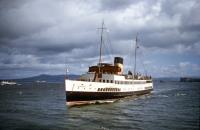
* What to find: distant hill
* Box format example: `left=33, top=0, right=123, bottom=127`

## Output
left=180, top=77, right=200, bottom=82
left=1, top=75, right=188, bottom=83
left=1, top=74, right=80, bottom=83
left=153, top=77, right=180, bottom=82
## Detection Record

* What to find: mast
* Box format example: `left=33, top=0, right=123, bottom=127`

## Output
left=99, top=21, right=106, bottom=65
left=134, top=34, right=138, bottom=77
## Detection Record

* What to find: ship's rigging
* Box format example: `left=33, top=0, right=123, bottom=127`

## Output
left=97, top=21, right=114, bottom=66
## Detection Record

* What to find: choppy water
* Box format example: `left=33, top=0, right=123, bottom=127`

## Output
left=0, top=81, right=199, bottom=130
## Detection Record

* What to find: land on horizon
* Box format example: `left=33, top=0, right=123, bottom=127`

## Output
left=1, top=74, right=198, bottom=83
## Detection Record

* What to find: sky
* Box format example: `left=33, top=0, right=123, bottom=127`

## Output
left=0, top=0, right=200, bottom=79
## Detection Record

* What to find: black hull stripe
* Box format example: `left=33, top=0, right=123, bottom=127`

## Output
left=66, top=89, right=153, bottom=102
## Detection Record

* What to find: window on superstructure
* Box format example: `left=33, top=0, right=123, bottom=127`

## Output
left=111, top=80, right=113, bottom=83
left=107, top=80, right=109, bottom=83
left=103, top=80, right=105, bottom=83
left=146, top=80, right=152, bottom=83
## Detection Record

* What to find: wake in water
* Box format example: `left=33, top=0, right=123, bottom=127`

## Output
left=157, top=94, right=169, bottom=98
left=67, top=99, right=118, bottom=107
left=175, top=93, right=187, bottom=96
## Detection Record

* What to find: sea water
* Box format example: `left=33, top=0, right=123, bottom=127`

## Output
left=0, top=81, right=199, bottom=130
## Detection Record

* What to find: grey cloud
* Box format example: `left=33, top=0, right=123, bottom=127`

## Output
left=179, top=1, right=200, bottom=33
left=0, top=0, right=199, bottom=78
left=99, top=0, right=136, bottom=11
left=109, top=0, right=200, bottom=49
left=0, top=8, right=53, bottom=39
left=0, top=0, right=28, bottom=10
left=99, top=0, right=159, bottom=11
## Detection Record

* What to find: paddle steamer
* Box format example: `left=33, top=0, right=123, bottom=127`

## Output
left=65, top=22, right=153, bottom=106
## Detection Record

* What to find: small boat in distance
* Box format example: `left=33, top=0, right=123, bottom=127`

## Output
left=1, top=81, right=17, bottom=86
left=65, top=22, right=153, bottom=106
left=35, top=80, right=47, bottom=83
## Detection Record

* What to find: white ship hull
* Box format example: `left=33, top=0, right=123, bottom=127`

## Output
left=65, top=78, right=153, bottom=106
